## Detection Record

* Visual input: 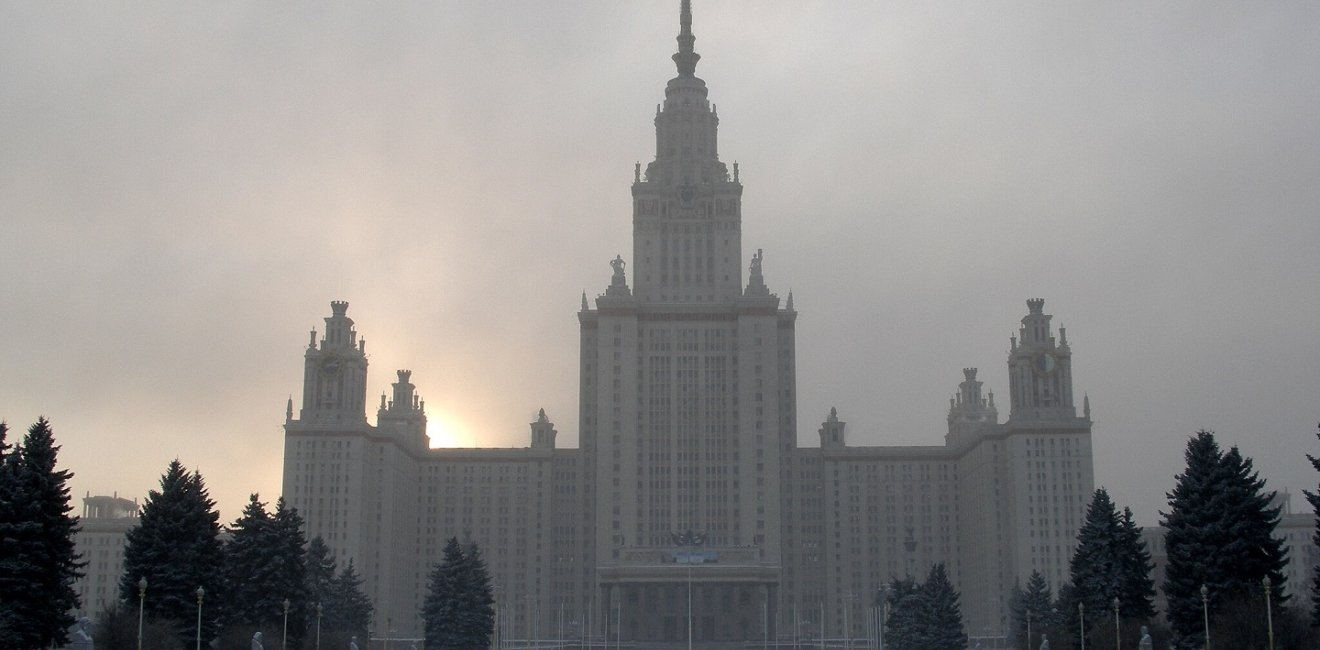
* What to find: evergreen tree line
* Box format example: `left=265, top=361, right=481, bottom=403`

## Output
left=104, top=460, right=371, bottom=649
left=1002, top=428, right=1317, bottom=650
left=0, top=418, right=84, bottom=648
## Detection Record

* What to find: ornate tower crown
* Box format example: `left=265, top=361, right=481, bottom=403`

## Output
left=330, top=300, right=349, bottom=316
left=1026, top=298, right=1045, bottom=314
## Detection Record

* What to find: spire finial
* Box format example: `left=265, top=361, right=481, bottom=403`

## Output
left=673, top=0, right=701, bottom=76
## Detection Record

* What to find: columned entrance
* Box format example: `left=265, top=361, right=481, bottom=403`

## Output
left=597, top=549, right=779, bottom=646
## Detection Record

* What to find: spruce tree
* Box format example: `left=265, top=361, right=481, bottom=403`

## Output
left=271, top=497, right=310, bottom=648
left=0, top=418, right=84, bottom=648
left=457, top=541, right=495, bottom=648
left=332, top=559, right=372, bottom=641
left=422, top=537, right=467, bottom=650
left=883, top=575, right=924, bottom=650
left=1161, top=430, right=1288, bottom=649
left=1116, top=506, right=1156, bottom=619
left=305, top=536, right=337, bottom=610
left=1307, top=423, right=1320, bottom=626
left=1069, top=488, right=1155, bottom=632
left=1070, top=487, right=1124, bottom=632
left=1013, top=570, right=1054, bottom=646
left=222, top=494, right=279, bottom=631
left=921, top=563, right=967, bottom=650
left=120, top=459, right=224, bottom=646
left=0, top=420, right=17, bottom=639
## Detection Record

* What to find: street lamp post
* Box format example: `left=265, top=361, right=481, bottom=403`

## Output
left=195, top=586, right=205, bottom=650
left=137, top=577, right=147, bottom=650
left=1200, top=584, right=1210, bottom=650
left=1078, top=601, right=1085, bottom=650
left=1112, top=597, right=1119, bottom=650
left=316, top=602, right=323, bottom=650
left=1262, top=576, right=1274, bottom=650
left=282, top=598, right=291, bottom=650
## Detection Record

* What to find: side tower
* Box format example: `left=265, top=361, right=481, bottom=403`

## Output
left=1001, top=299, right=1094, bottom=593
left=298, top=300, right=369, bottom=426
left=1008, top=298, right=1075, bottom=422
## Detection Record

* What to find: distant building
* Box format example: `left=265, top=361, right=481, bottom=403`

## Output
left=281, top=2, right=1095, bottom=644
left=72, top=493, right=138, bottom=618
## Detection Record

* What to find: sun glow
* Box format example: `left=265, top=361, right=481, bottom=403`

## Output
left=426, top=414, right=472, bottom=449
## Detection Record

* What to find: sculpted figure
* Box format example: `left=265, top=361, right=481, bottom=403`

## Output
left=1038, top=633, right=1049, bottom=650
left=611, top=255, right=626, bottom=276
left=1138, top=625, right=1152, bottom=650
left=251, top=631, right=264, bottom=650
left=349, top=636, right=360, bottom=650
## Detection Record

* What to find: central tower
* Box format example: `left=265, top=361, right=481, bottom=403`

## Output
left=578, top=1, right=797, bottom=643
left=631, top=0, right=743, bottom=304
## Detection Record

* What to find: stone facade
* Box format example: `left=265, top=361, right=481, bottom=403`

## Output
left=281, top=2, right=1094, bottom=644
left=71, top=494, right=139, bottom=619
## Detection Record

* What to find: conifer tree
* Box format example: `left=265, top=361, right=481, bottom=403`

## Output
left=0, top=418, right=84, bottom=648
left=458, top=541, right=495, bottom=648
left=1161, top=430, right=1288, bottom=649
left=883, top=575, right=924, bottom=650
left=332, top=559, right=372, bottom=641
left=120, top=459, right=224, bottom=645
left=422, top=537, right=468, bottom=650
left=305, top=536, right=337, bottom=609
left=272, top=497, right=310, bottom=648
left=1069, top=488, right=1155, bottom=630
left=920, top=563, right=967, bottom=650
left=1305, top=423, right=1320, bottom=626
left=0, top=420, right=16, bottom=639
left=222, top=494, right=279, bottom=630
left=1116, top=506, right=1156, bottom=619
left=1011, top=570, right=1054, bottom=646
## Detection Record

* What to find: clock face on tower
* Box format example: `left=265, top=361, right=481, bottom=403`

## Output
left=1033, top=352, right=1057, bottom=374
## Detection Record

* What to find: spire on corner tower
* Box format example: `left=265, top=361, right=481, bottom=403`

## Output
left=673, top=0, right=700, bottom=77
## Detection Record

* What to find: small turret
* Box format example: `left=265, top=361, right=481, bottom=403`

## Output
left=818, top=407, right=846, bottom=449
left=947, top=368, right=999, bottom=447
left=531, top=409, right=558, bottom=449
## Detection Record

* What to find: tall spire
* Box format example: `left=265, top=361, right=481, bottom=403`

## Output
left=673, top=0, right=700, bottom=77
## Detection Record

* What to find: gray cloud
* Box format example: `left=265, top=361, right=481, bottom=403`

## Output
left=3, top=1, right=1317, bottom=524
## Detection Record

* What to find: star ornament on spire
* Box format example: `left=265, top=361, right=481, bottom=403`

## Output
left=673, top=0, right=701, bottom=77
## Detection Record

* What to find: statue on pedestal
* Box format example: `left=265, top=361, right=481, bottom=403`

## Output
left=251, top=631, right=264, bottom=650
left=1038, top=633, right=1049, bottom=650
left=1138, top=625, right=1153, bottom=650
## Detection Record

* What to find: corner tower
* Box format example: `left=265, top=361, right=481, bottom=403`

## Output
left=1008, top=298, right=1078, bottom=422
left=298, top=301, right=369, bottom=425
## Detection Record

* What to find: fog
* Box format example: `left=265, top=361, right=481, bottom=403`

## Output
left=3, top=1, right=1318, bottom=525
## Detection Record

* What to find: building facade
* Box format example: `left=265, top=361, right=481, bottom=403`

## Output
left=281, top=3, right=1094, bottom=644
left=70, top=494, right=139, bottom=619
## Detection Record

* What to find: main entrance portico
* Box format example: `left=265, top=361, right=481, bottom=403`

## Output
left=598, top=547, right=779, bottom=645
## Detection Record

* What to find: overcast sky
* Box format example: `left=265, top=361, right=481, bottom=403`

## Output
left=3, top=1, right=1318, bottom=527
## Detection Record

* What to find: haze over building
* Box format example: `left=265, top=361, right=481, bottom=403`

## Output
left=280, top=3, right=1098, bottom=644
